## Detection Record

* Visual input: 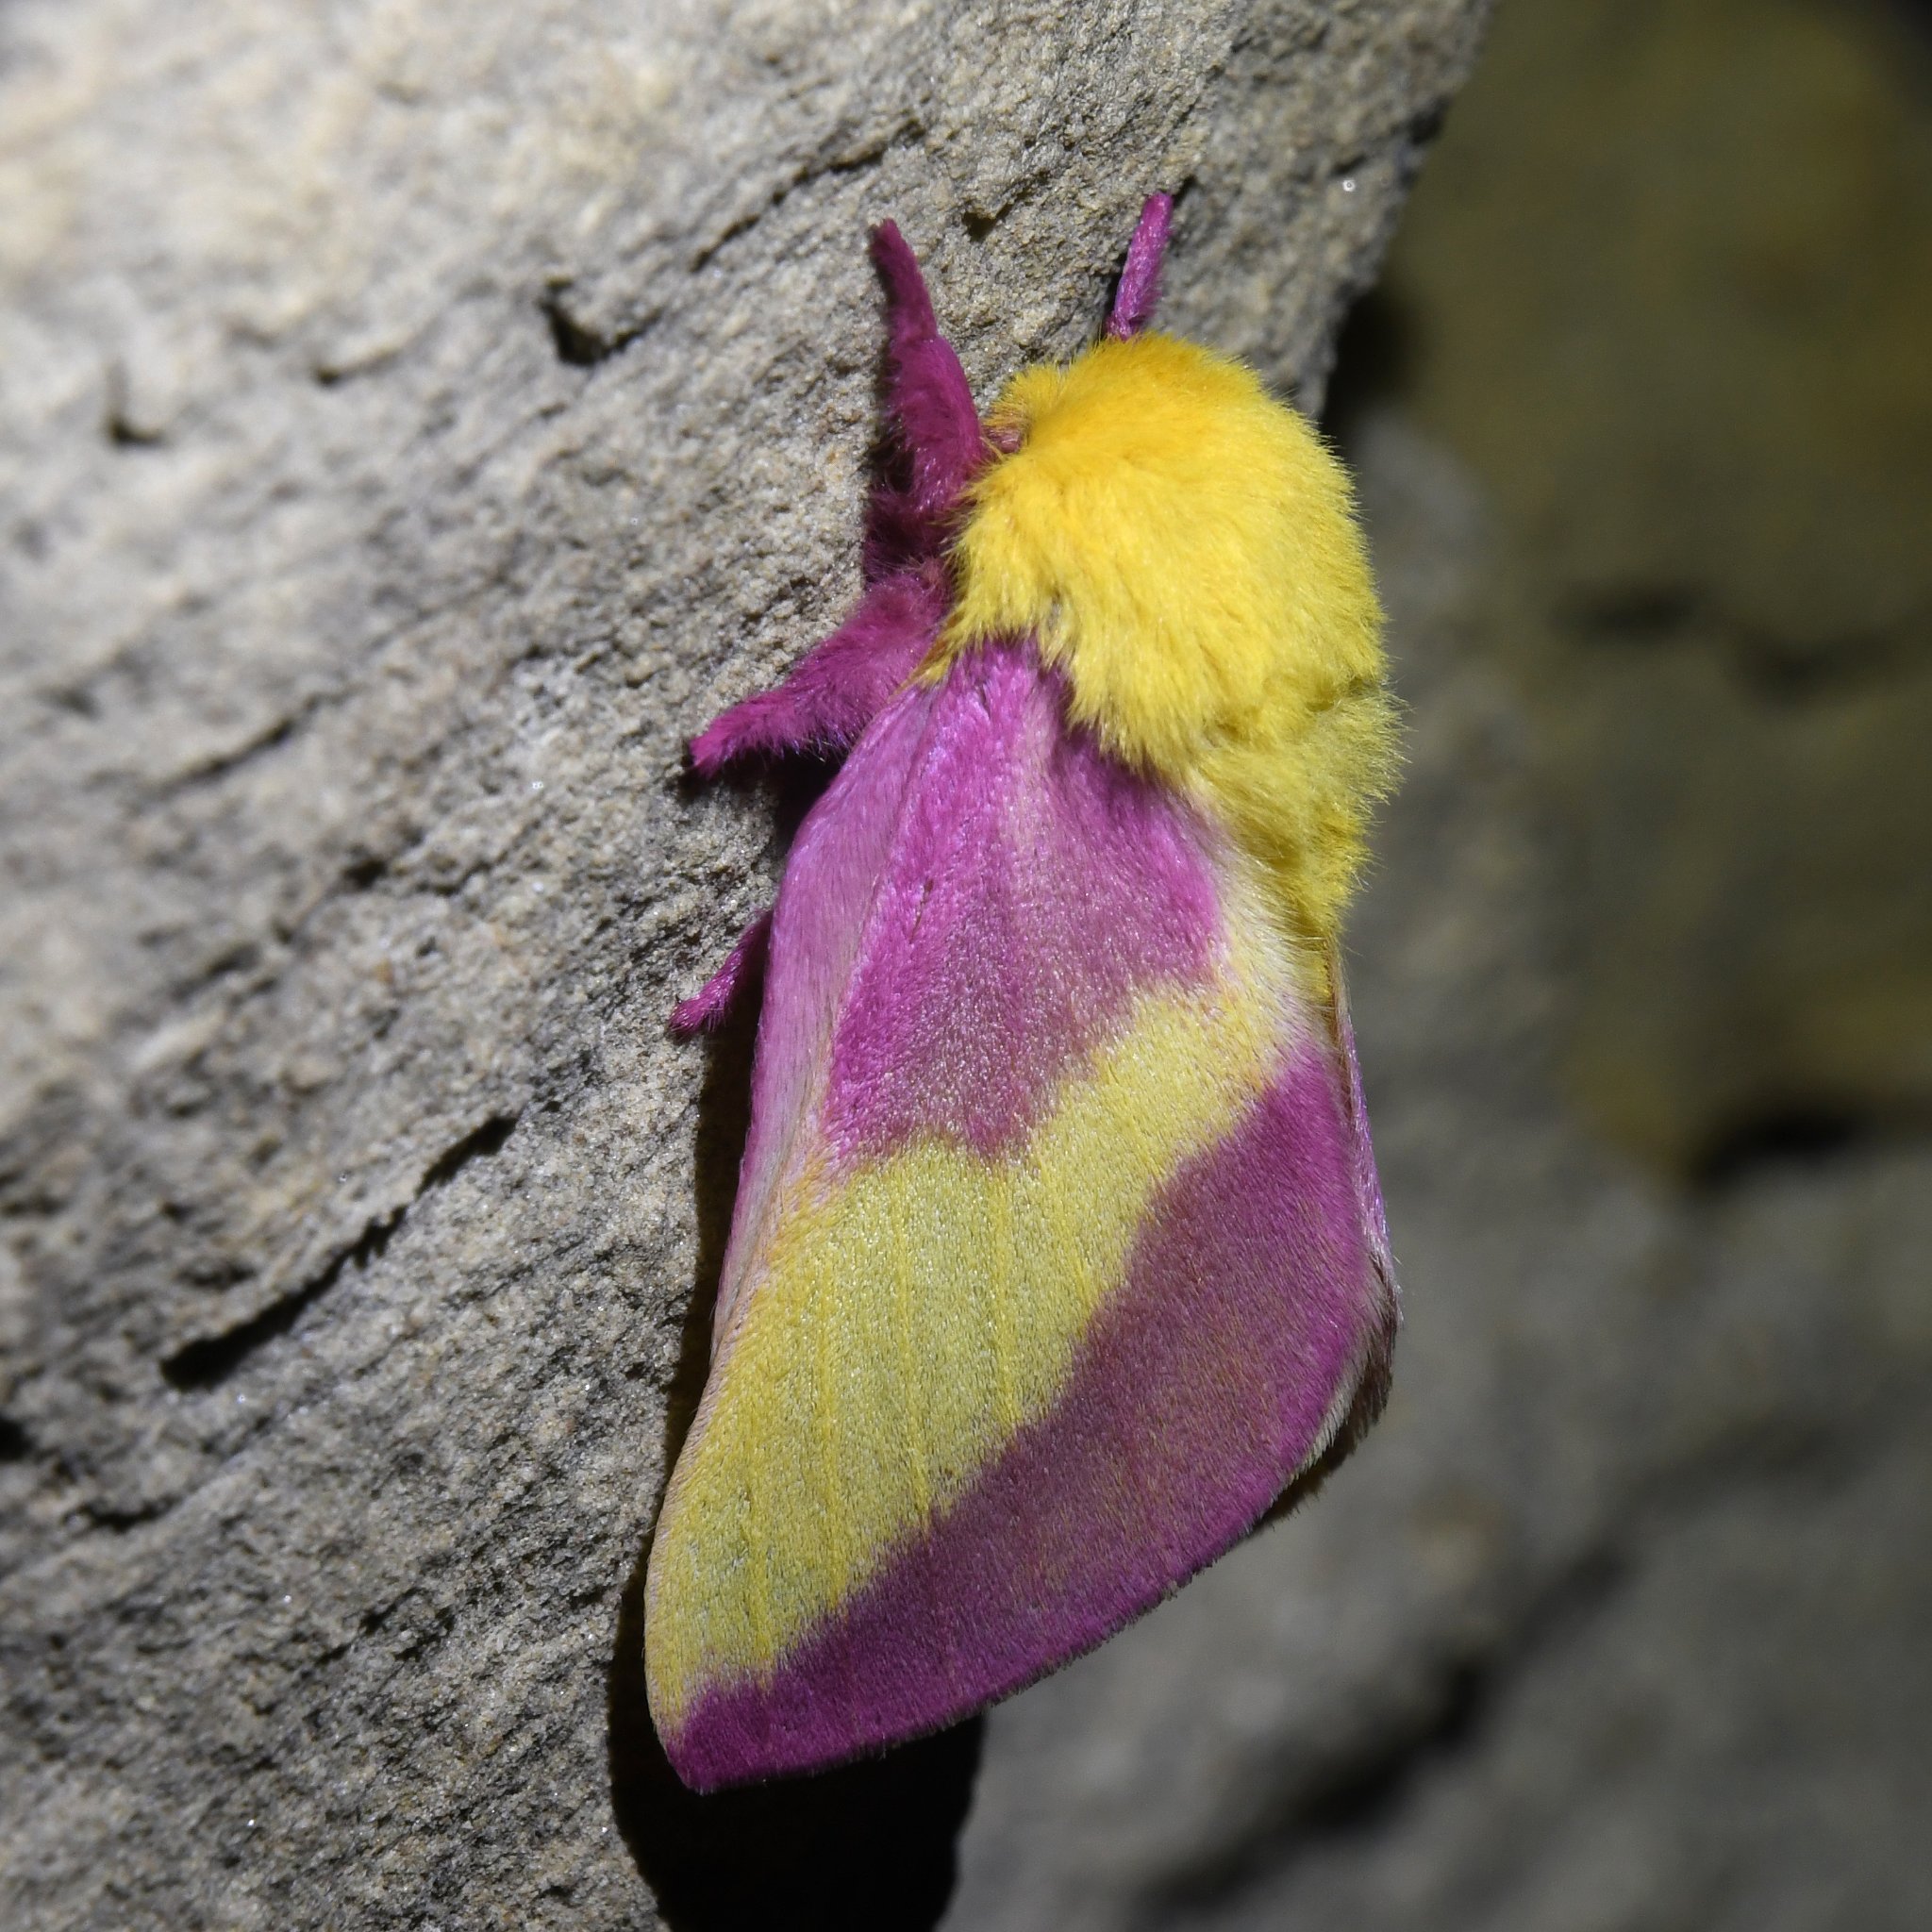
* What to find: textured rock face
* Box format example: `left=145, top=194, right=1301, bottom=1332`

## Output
left=0, top=3, right=1490, bottom=1927
left=949, top=3, right=1932, bottom=1927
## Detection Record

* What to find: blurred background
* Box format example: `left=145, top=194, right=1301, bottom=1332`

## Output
left=948, top=2, right=1932, bottom=1926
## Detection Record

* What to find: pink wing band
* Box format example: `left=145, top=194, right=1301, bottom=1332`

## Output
left=663, top=1041, right=1390, bottom=1788
left=706, top=643, right=1222, bottom=1346
left=822, top=646, right=1221, bottom=1158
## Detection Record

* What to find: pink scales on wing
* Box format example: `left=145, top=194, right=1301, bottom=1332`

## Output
left=703, top=635, right=1225, bottom=1353
left=820, top=643, right=1224, bottom=1160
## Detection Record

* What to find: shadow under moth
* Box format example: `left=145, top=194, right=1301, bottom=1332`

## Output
left=646, top=196, right=1399, bottom=1790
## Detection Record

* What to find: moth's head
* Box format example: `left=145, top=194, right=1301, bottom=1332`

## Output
left=941, top=331, right=1384, bottom=782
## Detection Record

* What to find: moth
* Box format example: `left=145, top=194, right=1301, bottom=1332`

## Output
left=646, top=196, right=1398, bottom=1790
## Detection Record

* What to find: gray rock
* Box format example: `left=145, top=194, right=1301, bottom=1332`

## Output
left=0, top=2, right=1490, bottom=1926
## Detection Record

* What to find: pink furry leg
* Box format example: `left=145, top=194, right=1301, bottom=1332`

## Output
left=1108, top=192, right=1174, bottom=340
left=670, top=908, right=773, bottom=1037
left=687, top=224, right=967, bottom=776
left=689, top=566, right=946, bottom=775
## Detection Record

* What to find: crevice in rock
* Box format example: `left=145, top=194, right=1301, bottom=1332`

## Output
left=105, top=409, right=166, bottom=450
left=163, top=939, right=265, bottom=1005
left=103, top=364, right=168, bottom=449
left=1724, top=624, right=1907, bottom=702
left=162, top=714, right=300, bottom=791
left=1646, top=1412, right=1863, bottom=1511
left=1560, top=588, right=1909, bottom=702
left=159, top=1109, right=519, bottom=1390
left=688, top=130, right=909, bottom=273
left=160, top=1203, right=405, bottom=1391
left=1405, top=97, right=1452, bottom=148
left=0, top=1411, right=33, bottom=1462
left=79, top=1496, right=175, bottom=1533
left=1562, top=582, right=1704, bottom=642
left=540, top=291, right=655, bottom=369
left=1293, top=1550, right=1625, bottom=1839
left=42, top=681, right=100, bottom=719
left=417, top=1110, right=518, bottom=1188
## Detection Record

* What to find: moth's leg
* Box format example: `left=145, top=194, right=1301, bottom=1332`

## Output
left=669, top=906, right=773, bottom=1037
left=1107, top=192, right=1174, bottom=340
left=689, top=567, right=944, bottom=776
left=867, top=222, right=982, bottom=546
left=688, top=225, right=968, bottom=775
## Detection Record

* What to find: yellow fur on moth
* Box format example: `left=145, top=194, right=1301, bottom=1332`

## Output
left=934, top=330, right=1396, bottom=954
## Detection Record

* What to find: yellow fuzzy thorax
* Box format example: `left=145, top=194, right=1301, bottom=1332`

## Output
left=936, top=331, right=1395, bottom=945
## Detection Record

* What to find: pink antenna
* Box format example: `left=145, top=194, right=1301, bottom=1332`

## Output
left=1107, top=193, right=1174, bottom=339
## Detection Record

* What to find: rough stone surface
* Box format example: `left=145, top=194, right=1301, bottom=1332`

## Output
left=0, top=3, right=1491, bottom=1927
left=948, top=3, right=1932, bottom=1927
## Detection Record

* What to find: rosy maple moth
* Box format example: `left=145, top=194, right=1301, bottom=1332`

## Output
left=646, top=195, right=1399, bottom=1791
